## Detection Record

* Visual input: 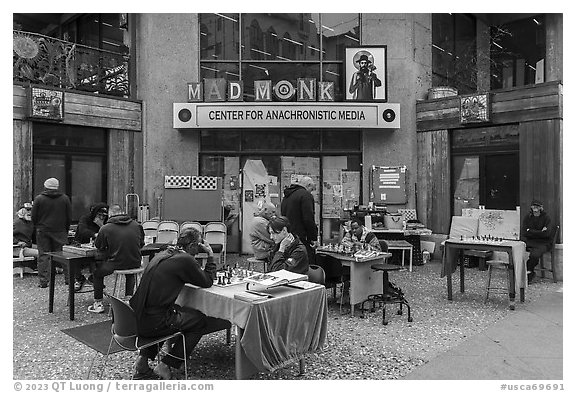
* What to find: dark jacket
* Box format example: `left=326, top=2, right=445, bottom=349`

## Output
left=13, top=217, right=35, bottom=246
left=31, top=189, right=72, bottom=233
left=94, top=214, right=144, bottom=269
left=280, top=184, right=318, bottom=245
left=267, top=234, right=309, bottom=275
left=521, top=210, right=552, bottom=245
left=75, top=203, right=108, bottom=243
left=129, top=248, right=216, bottom=335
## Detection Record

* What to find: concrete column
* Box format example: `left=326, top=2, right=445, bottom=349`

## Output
left=360, top=14, right=431, bottom=211
left=545, top=14, right=563, bottom=82
left=135, top=14, right=200, bottom=217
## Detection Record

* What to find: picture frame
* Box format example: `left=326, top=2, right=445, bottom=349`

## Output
left=345, top=46, right=387, bottom=102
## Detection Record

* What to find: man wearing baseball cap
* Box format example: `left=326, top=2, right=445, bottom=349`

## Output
left=32, top=177, right=72, bottom=288
left=521, top=199, right=552, bottom=284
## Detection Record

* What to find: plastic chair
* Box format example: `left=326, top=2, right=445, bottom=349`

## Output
left=141, top=220, right=159, bottom=241
left=180, top=221, right=203, bottom=234
left=533, top=225, right=560, bottom=282
left=204, top=222, right=227, bottom=267
left=307, top=264, right=326, bottom=285
left=88, top=294, right=187, bottom=380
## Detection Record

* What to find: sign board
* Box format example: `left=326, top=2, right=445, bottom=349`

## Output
left=174, top=102, right=400, bottom=129
left=28, top=87, right=64, bottom=121
left=462, top=208, right=520, bottom=240
left=369, top=165, right=407, bottom=205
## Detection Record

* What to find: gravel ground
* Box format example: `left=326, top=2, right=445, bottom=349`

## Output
left=12, top=255, right=562, bottom=380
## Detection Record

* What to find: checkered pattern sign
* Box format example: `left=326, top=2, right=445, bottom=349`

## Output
left=191, top=176, right=218, bottom=190
left=398, top=209, right=417, bottom=221
left=164, top=175, right=191, bottom=189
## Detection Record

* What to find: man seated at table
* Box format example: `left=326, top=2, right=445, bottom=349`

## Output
left=89, top=204, right=144, bottom=313
left=249, top=201, right=277, bottom=260
left=130, top=228, right=231, bottom=380
left=341, top=216, right=383, bottom=252
left=521, top=199, right=552, bottom=284
left=13, top=202, right=38, bottom=259
left=266, top=216, right=309, bottom=274
left=73, top=202, right=108, bottom=292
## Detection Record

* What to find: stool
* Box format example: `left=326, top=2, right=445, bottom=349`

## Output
left=360, top=263, right=413, bottom=325
left=247, top=257, right=267, bottom=272
left=485, top=260, right=515, bottom=310
left=13, top=246, right=37, bottom=278
left=385, top=240, right=414, bottom=272
left=463, top=249, right=493, bottom=270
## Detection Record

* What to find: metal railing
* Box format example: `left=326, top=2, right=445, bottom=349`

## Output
left=13, top=30, right=130, bottom=97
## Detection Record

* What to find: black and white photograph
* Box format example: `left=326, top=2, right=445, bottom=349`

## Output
left=7, top=8, right=568, bottom=390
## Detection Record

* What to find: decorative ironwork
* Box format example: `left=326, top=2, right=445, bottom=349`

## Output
left=13, top=30, right=130, bottom=97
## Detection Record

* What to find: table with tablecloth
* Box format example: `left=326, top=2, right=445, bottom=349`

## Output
left=441, top=239, right=527, bottom=308
left=175, top=282, right=327, bottom=379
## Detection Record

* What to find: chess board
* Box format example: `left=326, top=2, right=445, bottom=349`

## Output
left=191, top=176, right=218, bottom=190
left=164, top=175, right=191, bottom=189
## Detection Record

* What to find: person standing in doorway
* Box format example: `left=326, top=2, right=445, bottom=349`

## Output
left=32, top=178, right=72, bottom=288
left=281, top=176, right=318, bottom=264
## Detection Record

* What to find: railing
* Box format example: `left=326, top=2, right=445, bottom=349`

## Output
left=13, top=30, right=130, bottom=98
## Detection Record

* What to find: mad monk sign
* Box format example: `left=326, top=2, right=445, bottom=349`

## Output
left=174, top=78, right=400, bottom=129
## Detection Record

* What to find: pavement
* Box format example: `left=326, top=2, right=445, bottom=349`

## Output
left=402, top=286, right=563, bottom=380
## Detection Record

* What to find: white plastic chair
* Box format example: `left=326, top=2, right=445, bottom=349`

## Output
left=141, top=220, right=159, bottom=241
left=180, top=221, right=203, bottom=234
left=204, top=222, right=227, bottom=267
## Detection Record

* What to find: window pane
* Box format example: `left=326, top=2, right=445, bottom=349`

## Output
left=241, top=13, right=320, bottom=61
left=320, top=13, right=360, bottom=60
left=322, top=130, right=361, bottom=150
left=322, top=63, right=344, bottom=100
left=241, top=63, right=320, bottom=101
left=71, top=155, right=104, bottom=220
left=200, top=13, right=240, bottom=61
left=452, top=155, right=479, bottom=216
left=33, top=154, right=66, bottom=200
left=33, top=124, right=106, bottom=149
left=200, top=130, right=240, bottom=151
left=100, top=14, right=125, bottom=53
left=242, top=130, right=320, bottom=151
left=200, top=62, right=240, bottom=81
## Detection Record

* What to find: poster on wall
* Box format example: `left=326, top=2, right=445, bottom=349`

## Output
left=370, top=166, right=407, bottom=205
left=345, top=46, right=387, bottom=102
left=28, top=87, right=64, bottom=121
left=341, top=171, right=360, bottom=211
left=322, top=168, right=342, bottom=218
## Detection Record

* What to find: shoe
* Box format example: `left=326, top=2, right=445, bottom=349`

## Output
left=88, top=303, right=105, bottom=314
left=38, top=283, right=48, bottom=288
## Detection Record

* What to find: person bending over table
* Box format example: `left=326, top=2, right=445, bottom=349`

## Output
left=129, top=228, right=231, bottom=380
left=73, top=202, right=108, bottom=292
left=341, top=216, right=383, bottom=252
left=266, top=216, right=309, bottom=275
left=89, top=204, right=144, bottom=314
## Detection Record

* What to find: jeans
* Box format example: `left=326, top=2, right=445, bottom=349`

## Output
left=526, top=242, right=549, bottom=272
left=36, top=231, right=68, bottom=285
left=92, top=260, right=137, bottom=300
left=139, top=306, right=231, bottom=369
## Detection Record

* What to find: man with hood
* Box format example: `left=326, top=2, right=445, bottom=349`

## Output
left=521, top=199, right=553, bottom=283
left=281, top=176, right=318, bottom=264
left=89, top=204, right=144, bottom=313
left=73, top=202, right=108, bottom=291
left=32, top=178, right=72, bottom=288
left=249, top=201, right=277, bottom=260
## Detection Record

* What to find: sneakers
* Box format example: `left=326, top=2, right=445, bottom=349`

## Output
left=88, top=302, right=105, bottom=314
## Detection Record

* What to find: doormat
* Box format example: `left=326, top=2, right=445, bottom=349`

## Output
left=61, top=320, right=122, bottom=355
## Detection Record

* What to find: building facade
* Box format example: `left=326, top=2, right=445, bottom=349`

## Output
left=13, top=13, right=563, bottom=254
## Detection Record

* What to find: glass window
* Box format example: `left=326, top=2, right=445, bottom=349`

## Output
left=33, top=124, right=106, bottom=149
left=71, top=155, right=104, bottom=219
left=200, top=62, right=240, bottom=81
left=322, top=63, right=345, bottom=101
left=200, top=130, right=240, bottom=151
left=242, top=130, right=320, bottom=151
left=432, top=13, right=476, bottom=93
left=490, top=15, right=546, bottom=89
left=241, top=14, right=321, bottom=61
left=200, top=13, right=240, bottom=61
left=320, top=13, right=360, bottom=60
left=322, top=130, right=361, bottom=151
